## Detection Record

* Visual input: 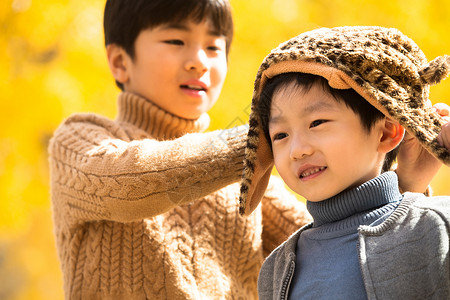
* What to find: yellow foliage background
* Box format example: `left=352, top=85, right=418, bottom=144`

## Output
left=1, top=0, right=449, bottom=299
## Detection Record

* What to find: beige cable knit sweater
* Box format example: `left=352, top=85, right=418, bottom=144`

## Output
left=48, top=92, right=311, bottom=299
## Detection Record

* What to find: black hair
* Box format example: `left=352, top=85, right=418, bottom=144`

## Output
left=257, top=73, right=399, bottom=172
left=104, top=0, right=234, bottom=90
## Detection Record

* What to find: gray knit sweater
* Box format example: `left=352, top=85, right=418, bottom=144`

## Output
left=258, top=178, right=450, bottom=300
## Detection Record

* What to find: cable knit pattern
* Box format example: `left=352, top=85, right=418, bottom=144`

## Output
left=49, top=92, right=311, bottom=299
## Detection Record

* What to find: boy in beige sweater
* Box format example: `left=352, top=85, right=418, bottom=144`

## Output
left=48, top=1, right=449, bottom=299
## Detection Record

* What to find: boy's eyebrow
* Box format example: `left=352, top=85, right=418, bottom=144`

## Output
left=303, top=100, right=337, bottom=114
left=269, top=113, right=285, bottom=125
left=269, top=100, right=336, bottom=124
left=160, top=23, right=223, bottom=37
left=160, top=23, right=189, bottom=31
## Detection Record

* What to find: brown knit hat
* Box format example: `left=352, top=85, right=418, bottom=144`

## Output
left=239, top=26, right=450, bottom=216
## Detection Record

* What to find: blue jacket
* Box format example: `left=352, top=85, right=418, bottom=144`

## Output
left=258, top=193, right=450, bottom=300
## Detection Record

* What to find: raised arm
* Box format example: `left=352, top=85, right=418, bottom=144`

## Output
left=396, top=103, right=450, bottom=194
left=437, top=103, right=450, bottom=151
left=49, top=113, right=247, bottom=223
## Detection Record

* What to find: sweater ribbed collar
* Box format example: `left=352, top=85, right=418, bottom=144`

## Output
left=116, top=92, right=210, bottom=140
left=307, top=172, right=402, bottom=228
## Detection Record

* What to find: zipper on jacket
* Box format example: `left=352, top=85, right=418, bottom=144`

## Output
left=357, top=233, right=371, bottom=299
left=280, top=260, right=295, bottom=300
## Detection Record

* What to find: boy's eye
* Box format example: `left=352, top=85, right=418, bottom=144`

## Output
left=207, top=46, right=222, bottom=52
left=164, top=39, right=184, bottom=46
left=310, top=119, right=327, bottom=128
left=272, top=132, right=288, bottom=141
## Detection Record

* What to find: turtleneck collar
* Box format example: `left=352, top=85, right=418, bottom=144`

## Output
left=306, top=172, right=402, bottom=227
left=116, top=92, right=210, bottom=140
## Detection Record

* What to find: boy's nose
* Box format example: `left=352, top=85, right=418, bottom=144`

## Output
left=289, top=138, right=313, bottom=160
left=185, top=48, right=208, bottom=74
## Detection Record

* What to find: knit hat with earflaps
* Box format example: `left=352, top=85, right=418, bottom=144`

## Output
left=239, top=26, right=450, bottom=216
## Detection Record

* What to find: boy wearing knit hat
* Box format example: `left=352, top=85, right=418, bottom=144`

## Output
left=48, top=1, right=449, bottom=299
left=239, top=26, right=450, bottom=299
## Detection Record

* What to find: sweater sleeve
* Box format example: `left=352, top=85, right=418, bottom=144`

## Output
left=260, top=176, right=312, bottom=257
left=48, top=113, right=247, bottom=223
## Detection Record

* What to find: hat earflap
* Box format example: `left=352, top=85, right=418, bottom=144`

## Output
left=419, top=55, right=450, bottom=85
left=239, top=108, right=275, bottom=215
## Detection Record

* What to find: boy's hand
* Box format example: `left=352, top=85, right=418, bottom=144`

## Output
left=396, top=103, right=450, bottom=193
left=437, top=103, right=450, bottom=151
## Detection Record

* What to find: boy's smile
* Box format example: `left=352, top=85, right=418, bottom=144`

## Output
left=118, top=19, right=227, bottom=120
left=180, top=79, right=208, bottom=98
left=269, top=81, right=386, bottom=202
left=298, top=165, right=327, bottom=181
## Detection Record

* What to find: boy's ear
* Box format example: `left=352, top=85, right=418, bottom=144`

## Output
left=106, top=44, right=130, bottom=85
left=378, top=118, right=405, bottom=153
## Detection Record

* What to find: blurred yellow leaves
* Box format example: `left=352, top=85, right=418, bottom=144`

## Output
left=0, top=1, right=114, bottom=299
left=1, top=0, right=450, bottom=299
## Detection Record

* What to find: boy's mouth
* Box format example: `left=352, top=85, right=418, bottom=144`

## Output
left=180, top=79, right=208, bottom=93
left=181, top=84, right=207, bottom=92
left=299, top=166, right=327, bottom=179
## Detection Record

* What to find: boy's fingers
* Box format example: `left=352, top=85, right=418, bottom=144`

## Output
left=438, top=134, right=449, bottom=150
left=433, top=103, right=450, bottom=117
left=438, top=122, right=450, bottom=150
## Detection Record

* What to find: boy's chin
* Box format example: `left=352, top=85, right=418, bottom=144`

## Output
left=305, top=197, right=328, bottom=203
left=302, top=190, right=344, bottom=202
left=171, top=103, right=213, bottom=120
left=172, top=109, right=205, bottom=120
